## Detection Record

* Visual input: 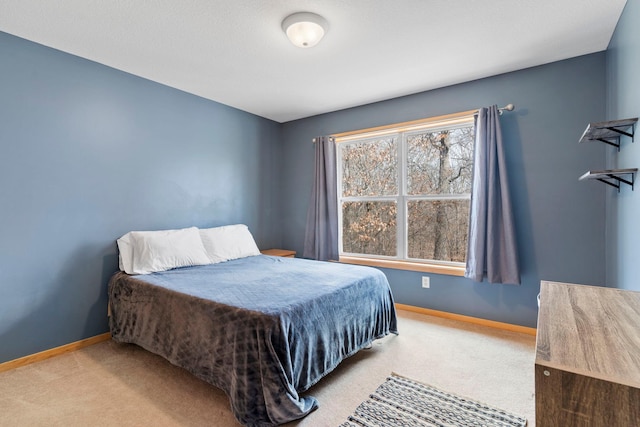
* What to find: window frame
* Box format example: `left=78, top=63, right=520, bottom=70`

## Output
left=335, top=110, right=476, bottom=276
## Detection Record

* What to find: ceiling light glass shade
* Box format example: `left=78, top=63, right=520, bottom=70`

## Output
left=282, top=12, right=328, bottom=48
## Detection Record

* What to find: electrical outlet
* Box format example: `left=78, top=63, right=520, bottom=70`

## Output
left=421, top=276, right=430, bottom=288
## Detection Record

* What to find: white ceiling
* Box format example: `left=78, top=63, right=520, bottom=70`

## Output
left=0, top=1, right=627, bottom=123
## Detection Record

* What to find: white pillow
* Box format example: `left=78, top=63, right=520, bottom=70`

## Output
left=199, top=224, right=261, bottom=263
left=118, top=227, right=211, bottom=274
left=116, top=233, right=134, bottom=273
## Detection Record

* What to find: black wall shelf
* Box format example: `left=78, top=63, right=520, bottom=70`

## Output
left=579, top=169, right=638, bottom=192
left=579, top=117, right=637, bottom=151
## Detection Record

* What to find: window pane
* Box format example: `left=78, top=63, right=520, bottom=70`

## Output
left=342, top=201, right=397, bottom=256
left=341, top=138, right=398, bottom=197
left=407, top=126, right=474, bottom=195
left=407, top=199, right=470, bottom=262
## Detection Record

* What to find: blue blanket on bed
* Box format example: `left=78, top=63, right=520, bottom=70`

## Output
left=109, top=255, right=397, bottom=426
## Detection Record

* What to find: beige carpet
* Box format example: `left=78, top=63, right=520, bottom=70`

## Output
left=0, top=309, right=536, bottom=426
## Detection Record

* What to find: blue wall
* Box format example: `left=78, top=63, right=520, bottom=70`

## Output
left=281, top=53, right=608, bottom=328
left=0, top=32, right=283, bottom=363
left=0, top=25, right=617, bottom=363
left=606, top=0, right=640, bottom=291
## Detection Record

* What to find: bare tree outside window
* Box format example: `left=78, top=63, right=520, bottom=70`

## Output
left=342, top=201, right=397, bottom=256
left=338, top=120, right=474, bottom=264
left=407, top=199, right=469, bottom=262
left=340, top=137, right=398, bottom=256
left=341, top=137, right=397, bottom=197
left=407, top=127, right=474, bottom=195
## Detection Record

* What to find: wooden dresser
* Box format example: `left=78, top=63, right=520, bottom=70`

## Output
left=535, top=281, right=640, bottom=426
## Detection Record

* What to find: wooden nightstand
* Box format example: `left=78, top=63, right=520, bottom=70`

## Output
left=260, top=249, right=296, bottom=258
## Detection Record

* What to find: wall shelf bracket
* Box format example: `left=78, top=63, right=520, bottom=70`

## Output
left=579, top=169, right=638, bottom=192
left=579, top=118, right=637, bottom=151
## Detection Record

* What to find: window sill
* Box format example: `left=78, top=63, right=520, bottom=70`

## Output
left=339, top=256, right=465, bottom=277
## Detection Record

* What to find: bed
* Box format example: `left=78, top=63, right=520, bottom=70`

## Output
left=108, top=252, right=397, bottom=426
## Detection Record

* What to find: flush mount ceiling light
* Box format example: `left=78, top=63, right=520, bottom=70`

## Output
left=282, top=12, right=328, bottom=48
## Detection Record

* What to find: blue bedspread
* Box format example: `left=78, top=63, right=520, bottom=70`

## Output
left=108, top=255, right=397, bottom=426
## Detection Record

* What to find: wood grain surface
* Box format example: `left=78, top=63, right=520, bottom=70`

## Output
left=535, top=281, right=640, bottom=426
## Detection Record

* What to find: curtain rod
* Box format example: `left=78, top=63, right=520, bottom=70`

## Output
left=314, top=104, right=515, bottom=142
left=498, top=103, right=515, bottom=115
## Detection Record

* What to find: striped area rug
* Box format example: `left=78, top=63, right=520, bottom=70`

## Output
left=340, top=373, right=527, bottom=427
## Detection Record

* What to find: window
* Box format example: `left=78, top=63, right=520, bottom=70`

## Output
left=336, top=112, right=475, bottom=275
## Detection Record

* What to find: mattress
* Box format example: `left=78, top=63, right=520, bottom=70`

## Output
left=108, top=255, right=397, bottom=426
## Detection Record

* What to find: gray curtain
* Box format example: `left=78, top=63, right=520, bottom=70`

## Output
left=465, top=106, right=520, bottom=284
left=303, top=136, right=339, bottom=261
